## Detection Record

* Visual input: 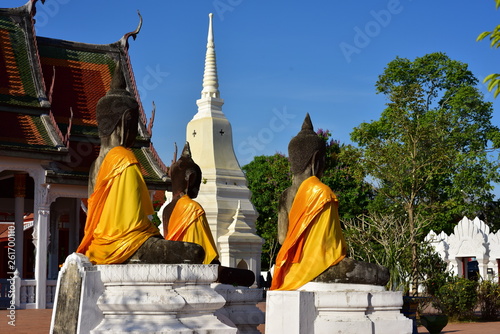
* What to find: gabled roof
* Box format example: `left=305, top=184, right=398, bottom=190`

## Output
left=0, top=1, right=66, bottom=159
left=0, top=1, right=169, bottom=190
left=0, top=2, right=49, bottom=109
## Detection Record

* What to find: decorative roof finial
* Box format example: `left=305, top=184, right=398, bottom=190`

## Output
left=201, top=13, right=220, bottom=99
left=120, top=10, right=143, bottom=49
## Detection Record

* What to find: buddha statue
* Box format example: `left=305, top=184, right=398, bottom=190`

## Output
left=163, top=142, right=255, bottom=286
left=271, top=114, right=388, bottom=290
left=77, top=61, right=204, bottom=265
left=162, top=142, right=219, bottom=265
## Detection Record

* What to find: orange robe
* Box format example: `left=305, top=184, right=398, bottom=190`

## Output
left=270, top=176, right=347, bottom=290
left=76, top=146, right=161, bottom=264
left=166, top=195, right=219, bottom=264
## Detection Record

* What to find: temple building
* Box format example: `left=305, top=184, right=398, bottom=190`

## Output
left=184, top=13, right=263, bottom=281
left=0, top=1, right=168, bottom=309
left=425, top=216, right=500, bottom=283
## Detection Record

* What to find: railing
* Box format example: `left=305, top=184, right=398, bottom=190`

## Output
left=19, top=279, right=36, bottom=308
left=0, top=273, right=57, bottom=309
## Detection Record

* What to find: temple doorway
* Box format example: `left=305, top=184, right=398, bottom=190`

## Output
left=458, top=257, right=479, bottom=281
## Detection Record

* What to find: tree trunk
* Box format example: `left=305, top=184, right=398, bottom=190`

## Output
left=408, top=206, right=418, bottom=295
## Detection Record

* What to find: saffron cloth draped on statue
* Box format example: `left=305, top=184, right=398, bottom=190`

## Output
left=271, top=176, right=347, bottom=290
left=166, top=195, right=219, bottom=264
left=76, top=146, right=161, bottom=264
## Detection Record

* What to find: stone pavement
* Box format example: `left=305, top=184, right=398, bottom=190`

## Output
left=417, top=320, right=500, bottom=334
left=1, top=308, right=500, bottom=333
left=0, top=309, right=52, bottom=334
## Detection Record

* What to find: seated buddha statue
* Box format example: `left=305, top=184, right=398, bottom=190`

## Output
left=77, top=61, right=204, bottom=265
left=163, top=142, right=255, bottom=287
left=271, top=114, right=388, bottom=290
left=162, top=142, right=219, bottom=265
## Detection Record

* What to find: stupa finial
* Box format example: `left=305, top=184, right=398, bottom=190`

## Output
left=201, top=13, right=220, bottom=99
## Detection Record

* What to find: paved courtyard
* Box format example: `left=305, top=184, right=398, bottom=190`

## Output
left=1, top=308, right=500, bottom=333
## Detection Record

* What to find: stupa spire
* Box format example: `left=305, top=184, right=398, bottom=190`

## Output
left=201, top=13, right=220, bottom=99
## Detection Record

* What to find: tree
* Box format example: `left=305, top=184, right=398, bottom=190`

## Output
left=343, top=212, right=431, bottom=292
left=351, top=52, right=500, bottom=292
left=242, top=154, right=291, bottom=270
left=477, top=0, right=500, bottom=98
left=318, top=129, right=374, bottom=220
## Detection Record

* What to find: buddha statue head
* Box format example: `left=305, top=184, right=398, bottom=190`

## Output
left=288, top=113, right=326, bottom=178
left=169, top=142, right=202, bottom=199
left=96, top=60, right=139, bottom=148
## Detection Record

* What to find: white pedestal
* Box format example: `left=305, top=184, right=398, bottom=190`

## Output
left=213, top=283, right=265, bottom=334
left=51, top=254, right=237, bottom=333
left=266, top=282, right=412, bottom=334
left=91, top=264, right=236, bottom=333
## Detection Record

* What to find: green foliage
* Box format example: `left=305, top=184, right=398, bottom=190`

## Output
left=151, top=212, right=161, bottom=227
left=350, top=52, right=500, bottom=294
left=351, top=52, right=500, bottom=234
left=318, top=129, right=373, bottom=220
left=343, top=213, right=430, bottom=292
left=482, top=200, right=500, bottom=232
left=242, top=154, right=291, bottom=270
left=477, top=279, right=500, bottom=320
left=344, top=215, right=454, bottom=295
left=151, top=198, right=165, bottom=227
left=477, top=0, right=500, bottom=97
left=419, top=245, right=452, bottom=297
left=434, top=277, right=478, bottom=321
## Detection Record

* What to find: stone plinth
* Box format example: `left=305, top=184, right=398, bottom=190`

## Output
left=265, top=282, right=412, bottom=334
left=91, top=264, right=236, bottom=334
left=213, top=283, right=265, bottom=334
left=50, top=253, right=237, bottom=333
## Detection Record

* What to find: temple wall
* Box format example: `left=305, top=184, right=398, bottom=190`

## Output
left=425, top=216, right=499, bottom=282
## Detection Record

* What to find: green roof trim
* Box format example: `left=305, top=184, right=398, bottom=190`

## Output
left=0, top=16, right=40, bottom=107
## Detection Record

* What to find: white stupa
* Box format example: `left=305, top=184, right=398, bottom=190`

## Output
left=186, top=13, right=263, bottom=281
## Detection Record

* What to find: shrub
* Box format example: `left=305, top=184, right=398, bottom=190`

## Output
left=434, top=277, right=478, bottom=321
left=420, top=245, right=451, bottom=297
left=477, top=279, right=500, bottom=321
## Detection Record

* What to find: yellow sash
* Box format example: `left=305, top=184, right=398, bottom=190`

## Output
left=271, top=176, right=346, bottom=290
left=166, top=195, right=219, bottom=264
left=77, top=146, right=160, bottom=264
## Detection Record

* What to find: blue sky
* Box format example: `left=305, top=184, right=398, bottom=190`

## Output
left=5, top=0, right=500, bottom=193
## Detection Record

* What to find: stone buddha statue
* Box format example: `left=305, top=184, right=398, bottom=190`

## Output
left=162, top=142, right=219, bottom=265
left=163, top=142, right=255, bottom=286
left=271, top=114, right=388, bottom=290
left=77, top=61, right=204, bottom=265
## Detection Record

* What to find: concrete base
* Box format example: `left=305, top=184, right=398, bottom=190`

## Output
left=265, top=282, right=412, bottom=334
left=213, top=283, right=265, bottom=333
left=50, top=253, right=237, bottom=333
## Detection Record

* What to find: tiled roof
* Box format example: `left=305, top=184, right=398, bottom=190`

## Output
left=0, top=15, right=41, bottom=108
left=0, top=111, right=53, bottom=148
left=37, top=40, right=115, bottom=133
left=0, top=4, right=65, bottom=159
left=0, top=2, right=169, bottom=190
left=133, top=147, right=170, bottom=190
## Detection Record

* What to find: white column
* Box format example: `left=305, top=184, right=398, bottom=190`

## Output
left=33, top=181, right=53, bottom=309
left=14, top=197, right=24, bottom=277
left=34, top=206, right=50, bottom=309
left=14, top=173, right=26, bottom=278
